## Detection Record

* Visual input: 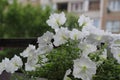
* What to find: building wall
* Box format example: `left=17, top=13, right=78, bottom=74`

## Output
left=101, top=0, right=120, bottom=33
left=52, top=0, right=84, bottom=3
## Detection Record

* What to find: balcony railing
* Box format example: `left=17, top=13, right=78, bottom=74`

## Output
left=0, top=38, right=37, bottom=47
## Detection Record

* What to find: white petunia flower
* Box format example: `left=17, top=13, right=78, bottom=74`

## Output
left=53, top=27, right=70, bottom=46
left=110, top=34, right=120, bottom=47
left=78, top=42, right=97, bottom=58
left=20, top=45, right=40, bottom=71
left=81, top=22, right=113, bottom=45
left=25, top=63, right=35, bottom=71
left=25, top=52, right=39, bottom=71
left=25, top=57, right=39, bottom=71
left=2, top=58, right=16, bottom=73
left=78, top=15, right=93, bottom=27
left=11, top=55, right=23, bottom=70
left=25, top=62, right=38, bottom=71
left=82, top=26, right=113, bottom=45
left=111, top=47, right=120, bottom=64
left=85, top=31, right=113, bottom=45
left=37, top=31, right=54, bottom=45
left=20, top=44, right=36, bottom=58
left=1, top=56, right=23, bottom=73
left=63, top=69, right=72, bottom=80
left=0, top=63, right=5, bottom=75
left=73, top=57, right=96, bottom=80
left=70, top=28, right=86, bottom=40
left=1, top=58, right=11, bottom=73
left=46, top=12, right=66, bottom=32
left=5, top=63, right=16, bottom=73
left=81, top=22, right=113, bottom=44
left=37, top=31, right=54, bottom=55
left=82, top=25, right=98, bottom=33
left=36, top=43, right=53, bottom=55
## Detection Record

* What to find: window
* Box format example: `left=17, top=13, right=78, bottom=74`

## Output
left=108, top=0, right=120, bottom=11
left=106, top=21, right=120, bottom=33
left=71, top=2, right=83, bottom=12
left=89, top=0, right=100, bottom=11
left=57, top=3, right=68, bottom=11
left=93, top=19, right=100, bottom=28
left=106, top=22, right=112, bottom=32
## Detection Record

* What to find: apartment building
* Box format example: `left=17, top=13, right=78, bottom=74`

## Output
left=50, top=0, right=120, bottom=33
left=8, top=0, right=41, bottom=6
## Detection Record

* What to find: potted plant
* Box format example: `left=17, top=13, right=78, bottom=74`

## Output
left=0, top=12, right=120, bottom=80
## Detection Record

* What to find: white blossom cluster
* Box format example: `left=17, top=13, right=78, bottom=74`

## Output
left=0, top=55, right=23, bottom=74
left=0, top=12, right=120, bottom=80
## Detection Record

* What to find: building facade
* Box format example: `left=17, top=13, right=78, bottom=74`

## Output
left=50, top=0, right=120, bottom=33
left=8, top=0, right=41, bottom=6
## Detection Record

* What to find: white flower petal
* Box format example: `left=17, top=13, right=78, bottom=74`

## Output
left=73, top=57, right=96, bottom=80
left=46, top=12, right=66, bottom=31
left=20, top=44, right=36, bottom=58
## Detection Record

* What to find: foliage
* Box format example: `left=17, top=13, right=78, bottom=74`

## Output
left=0, top=1, right=52, bottom=38
left=0, top=0, right=8, bottom=24
left=0, top=48, right=24, bottom=61
left=65, top=13, right=79, bottom=30
left=93, top=58, right=120, bottom=80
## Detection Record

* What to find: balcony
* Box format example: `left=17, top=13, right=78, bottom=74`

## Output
left=89, top=0, right=100, bottom=11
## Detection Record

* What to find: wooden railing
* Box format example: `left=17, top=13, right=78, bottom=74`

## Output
left=0, top=38, right=37, bottom=47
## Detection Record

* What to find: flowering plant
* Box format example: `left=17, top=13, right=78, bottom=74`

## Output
left=1, top=12, right=120, bottom=80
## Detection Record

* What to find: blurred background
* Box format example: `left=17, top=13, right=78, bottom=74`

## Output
left=0, top=0, right=120, bottom=60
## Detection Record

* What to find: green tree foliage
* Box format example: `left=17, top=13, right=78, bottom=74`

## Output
left=0, top=0, right=8, bottom=37
left=0, top=0, right=8, bottom=24
left=0, top=1, right=52, bottom=38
